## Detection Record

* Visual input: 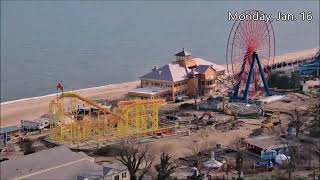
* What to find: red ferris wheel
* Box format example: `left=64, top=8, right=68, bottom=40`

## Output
left=226, top=10, right=275, bottom=100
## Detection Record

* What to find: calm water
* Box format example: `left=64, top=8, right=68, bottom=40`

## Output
left=1, top=1, right=319, bottom=102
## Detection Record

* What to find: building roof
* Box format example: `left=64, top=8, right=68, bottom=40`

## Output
left=101, top=162, right=128, bottom=176
left=0, top=126, right=20, bottom=134
left=141, top=58, right=225, bottom=82
left=175, top=48, right=191, bottom=56
left=244, top=136, right=288, bottom=150
left=193, top=58, right=225, bottom=72
left=140, top=63, right=183, bottom=82
left=194, top=65, right=210, bottom=74
left=0, top=145, right=102, bottom=180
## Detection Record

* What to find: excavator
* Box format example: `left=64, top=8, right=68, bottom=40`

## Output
left=261, top=111, right=281, bottom=128
left=192, top=112, right=215, bottom=125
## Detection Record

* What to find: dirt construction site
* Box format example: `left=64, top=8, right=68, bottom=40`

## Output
left=2, top=88, right=320, bottom=179
left=149, top=92, right=319, bottom=154
left=88, top=90, right=319, bottom=178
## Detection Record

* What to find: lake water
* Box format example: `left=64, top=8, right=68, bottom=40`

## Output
left=1, top=1, right=319, bottom=102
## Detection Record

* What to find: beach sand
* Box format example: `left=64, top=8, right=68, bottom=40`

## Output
left=0, top=81, right=140, bottom=127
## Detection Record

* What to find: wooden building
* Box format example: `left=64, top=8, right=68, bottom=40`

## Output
left=128, top=49, right=225, bottom=100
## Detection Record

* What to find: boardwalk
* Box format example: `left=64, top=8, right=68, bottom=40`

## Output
left=269, top=48, right=319, bottom=69
left=224, top=47, right=320, bottom=75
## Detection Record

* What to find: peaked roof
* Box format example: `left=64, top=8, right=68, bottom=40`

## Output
left=175, top=49, right=192, bottom=56
left=141, top=58, right=225, bottom=82
left=194, top=65, right=210, bottom=74
left=0, top=146, right=97, bottom=179
left=193, top=58, right=225, bottom=72
left=140, top=62, right=190, bottom=82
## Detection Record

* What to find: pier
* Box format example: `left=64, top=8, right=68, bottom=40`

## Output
left=268, top=48, right=319, bottom=69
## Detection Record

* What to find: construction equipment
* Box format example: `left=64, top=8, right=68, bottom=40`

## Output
left=198, top=112, right=212, bottom=121
left=261, top=111, right=281, bottom=128
left=192, top=112, right=217, bottom=126
left=49, top=92, right=168, bottom=144
left=223, top=95, right=234, bottom=115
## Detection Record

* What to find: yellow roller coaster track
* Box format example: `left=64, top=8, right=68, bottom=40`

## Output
left=49, top=92, right=168, bottom=144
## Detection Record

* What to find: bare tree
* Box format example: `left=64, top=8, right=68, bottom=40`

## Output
left=188, top=139, right=214, bottom=179
left=224, top=164, right=231, bottom=180
left=282, top=137, right=301, bottom=180
left=18, top=138, right=35, bottom=155
left=289, top=109, right=308, bottom=137
left=315, top=142, right=320, bottom=167
left=117, top=142, right=154, bottom=180
left=192, top=94, right=199, bottom=107
left=235, top=150, right=243, bottom=180
left=155, top=150, right=177, bottom=180
left=310, top=104, right=320, bottom=137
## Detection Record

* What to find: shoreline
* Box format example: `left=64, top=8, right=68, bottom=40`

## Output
left=1, top=80, right=139, bottom=106
left=0, top=81, right=140, bottom=127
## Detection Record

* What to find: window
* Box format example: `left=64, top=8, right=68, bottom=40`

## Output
left=122, top=172, right=127, bottom=178
left=114, top=175, right=119, bottom=180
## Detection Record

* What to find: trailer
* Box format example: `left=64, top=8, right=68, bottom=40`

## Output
left=21, top=118, right=49, bottom=131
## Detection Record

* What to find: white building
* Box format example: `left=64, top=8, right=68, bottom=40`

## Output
left=21, top=118, right=49, bottom=131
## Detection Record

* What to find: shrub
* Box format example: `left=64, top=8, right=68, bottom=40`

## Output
left=19, top=138, right=35, bottom=155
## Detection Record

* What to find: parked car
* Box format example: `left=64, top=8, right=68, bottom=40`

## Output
left=175, top=95, right=189, bottom=103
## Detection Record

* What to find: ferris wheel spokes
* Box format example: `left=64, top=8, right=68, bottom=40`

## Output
left=226, top=9, right=275, bottom=101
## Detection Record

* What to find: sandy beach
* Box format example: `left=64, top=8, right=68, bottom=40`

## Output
left=0, top=81, right=140, bottom=127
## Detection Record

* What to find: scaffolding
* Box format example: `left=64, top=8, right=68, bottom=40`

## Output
left=49, top=92, right=166, bottom=144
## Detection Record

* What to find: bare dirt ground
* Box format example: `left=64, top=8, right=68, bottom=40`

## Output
left=265, top=92, right=318, bottom=113
left=0, top=81, right=139, bottom=127
left=3, top=89, right=319, bottom=178
left=146, top=92, right=319, bottom=168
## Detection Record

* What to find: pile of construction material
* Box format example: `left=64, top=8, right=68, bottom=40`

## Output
left=258, top=95, right=286, bottom=104
left=228, top=102, right=262, bottom=117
